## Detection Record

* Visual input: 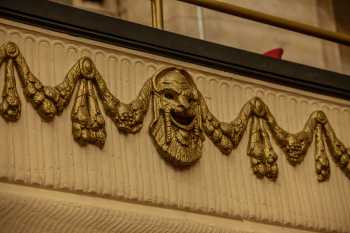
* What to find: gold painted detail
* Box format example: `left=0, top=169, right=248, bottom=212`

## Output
left=0, top=59, right=21, bottom=121
left=247, top=117, right=278, bottom=180
left=150, top=68, right=204, bottom=166
left=0, top=42, right=349, bottom=181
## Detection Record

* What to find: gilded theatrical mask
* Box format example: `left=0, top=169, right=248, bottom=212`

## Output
left=150, top=67, right=204, bottom=167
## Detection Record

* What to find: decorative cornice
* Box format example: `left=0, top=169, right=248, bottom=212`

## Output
left=0, top=41, right=349, bottom=181
left=1, top=0, right=350, bottom=100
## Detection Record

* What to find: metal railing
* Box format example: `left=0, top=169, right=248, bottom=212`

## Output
left=150, top=0, right=350, bottom=46
left=151, top=0, right=164, bottom=29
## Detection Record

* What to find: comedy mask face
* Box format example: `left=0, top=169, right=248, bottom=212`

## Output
left=150, top=68, right=204, bottom=167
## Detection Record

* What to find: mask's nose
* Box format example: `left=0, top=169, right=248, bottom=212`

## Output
left=177, top=95, right=190, bottom=111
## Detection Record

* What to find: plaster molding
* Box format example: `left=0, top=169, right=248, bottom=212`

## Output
left=0, top=183, right=330, bottom=233
left=0, top=19, right=349, bottom=233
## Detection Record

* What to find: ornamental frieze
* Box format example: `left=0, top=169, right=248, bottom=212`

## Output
left=0, top=42, right=349, bottom=181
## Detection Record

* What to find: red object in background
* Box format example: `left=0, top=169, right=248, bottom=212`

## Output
left=263, top=48, right=284, bottom=59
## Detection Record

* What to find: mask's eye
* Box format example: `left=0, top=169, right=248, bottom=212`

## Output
left=164, top=91, right=175, bottom=100
left=188, top=97, right=195, bottom=103
left=187, top=92, right=197, bottom=104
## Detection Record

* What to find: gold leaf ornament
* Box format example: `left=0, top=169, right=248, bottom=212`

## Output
left=0, top=41, right=349, bottom=182
left=71, top=57, right=106, bottom=148
left=0, top=59, right=21, bottom=121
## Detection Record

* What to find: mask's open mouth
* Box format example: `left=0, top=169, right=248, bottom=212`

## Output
left=170, top=110, right=195, bottom=130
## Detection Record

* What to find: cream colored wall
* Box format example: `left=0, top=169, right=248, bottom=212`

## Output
left=0, top=19, right=350, bottom=233
left=0, top=182, right=329, bottom=233
left=56, top=0, right=346, bottom=74
left=163, top=0, right=343, bottom=74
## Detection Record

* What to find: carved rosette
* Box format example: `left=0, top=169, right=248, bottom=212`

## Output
left=0, top=41, right=349, bottom=181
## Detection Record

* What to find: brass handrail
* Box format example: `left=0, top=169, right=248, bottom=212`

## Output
left=151, top=0, right=164, bottom=29
left=151, top=0, right=350, bottom=46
